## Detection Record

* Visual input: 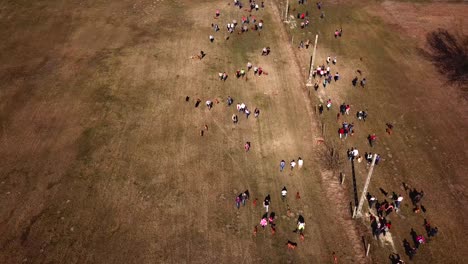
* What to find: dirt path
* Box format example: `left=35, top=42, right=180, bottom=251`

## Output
left=268, top=2, right=368, bottom=262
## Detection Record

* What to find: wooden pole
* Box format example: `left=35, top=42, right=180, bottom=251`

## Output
left=340, top=172, right=345, bottom=185
left=306, top=35, right=319, bottom=86
left=284, top=0, right=289, bottom=22
left=355, top=154, right=377, bottom=218
left=366, top=243, right=371, bottom=256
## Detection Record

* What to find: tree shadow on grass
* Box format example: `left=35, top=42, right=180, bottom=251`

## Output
left=419, top=28, right=468, bottom=95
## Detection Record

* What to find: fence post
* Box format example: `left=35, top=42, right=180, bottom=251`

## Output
left=284, top=0, right=289, bottom=22
left=306, top=35, right=319, bottom=87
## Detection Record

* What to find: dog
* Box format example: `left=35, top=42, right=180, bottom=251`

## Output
left=286, top=240, right=297, bottom=250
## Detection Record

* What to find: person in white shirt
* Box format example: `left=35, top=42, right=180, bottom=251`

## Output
left=245, top=108, right=250, bottom=118
left=206, top=100, right=212, bottom=110
left=352, top=149, right=359, bottom=158
left=209, top=35, right=214, bottom=42
left=290, top=160, right=296, bottom=170
left=396, top=195, right=403, bottom=210
left=298, top=157, right=303, bottom=169
left=281, top=186, right=287, bottom=201
left=240, top=103, right=246, bottom=112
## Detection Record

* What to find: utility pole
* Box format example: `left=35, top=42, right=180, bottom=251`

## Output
left=354, top=154, right=377, bottom=218
left=306, top=34, right=318, bottom=87
left=284, top=0, right=289, bottom=22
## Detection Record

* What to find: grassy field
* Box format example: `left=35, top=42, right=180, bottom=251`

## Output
left=282, top=0, right=468, bottom=263
left=0, top=0, right=467, bottom=263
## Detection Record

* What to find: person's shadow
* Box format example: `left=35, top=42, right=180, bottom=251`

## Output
left=403, top=239, right=416, bottom=260
left=410, top=228, right=419, bottom=248
left=389, top=253, right=402, bottom=264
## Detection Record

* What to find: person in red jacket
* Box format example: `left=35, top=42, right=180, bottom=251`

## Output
left=338, top=127, right=345, bottom=139
left=368, top=134, right=377, bottom=147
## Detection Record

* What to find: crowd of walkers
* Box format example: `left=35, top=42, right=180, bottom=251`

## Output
left=188, top=0, right=441, bottom=261
left=186, top=0, right=311, bottom=250
left=365, top=183, right=439, bottom=262
left=291, top=1, right=440, bottom=262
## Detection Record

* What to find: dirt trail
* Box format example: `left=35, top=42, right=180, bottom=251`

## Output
left=269, top=2, right=368, bottom=262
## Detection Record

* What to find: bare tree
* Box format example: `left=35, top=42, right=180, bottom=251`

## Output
left=321, top=141, right=342, bottom=171
left=420, top=28, right=468, bottom=92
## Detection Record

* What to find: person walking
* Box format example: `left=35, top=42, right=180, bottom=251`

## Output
left=281, top=186, right=287, bottom=201
left=254, top=108, right=260, bottom=118
left=236, top=195, right=241, bottom=209
left=361, top=78, right=367, bottom=88
left=206, top=100, right=213, bottom=110
left=395, top=195, right=403, bottom=210
left=338, top=127, right=344, bottom=139
left=298, top=157, right=303, bottom=169
left=260, top=217, right=268, bottom=229
left=244, top=142, right=251, bottom=152
left=232, top=114, right=238, bottom=124
left=242, top=192, right=248, bottom=206
left=280, top=160, right=286, bottom=172
left=334, top=72, right=340, bottom=81
left=368, top=134, right=377, bottom=147
left=290, top=160, right=296, bottom=170
left=264, top=195, right=271, bottom=212
left=294, top=215, right=305, bottom=233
